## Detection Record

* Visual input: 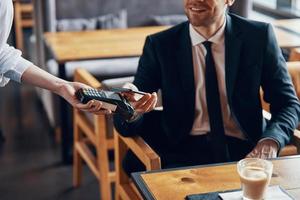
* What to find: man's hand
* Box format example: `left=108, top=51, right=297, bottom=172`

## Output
left=122, top=91, right=157, bottom=114
left=57, top=81, right=112, bottom=114
left=246, top=139, right=279, bottom=159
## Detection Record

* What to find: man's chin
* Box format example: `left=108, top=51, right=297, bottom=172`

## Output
left=189, top=20, right=212, bottom=27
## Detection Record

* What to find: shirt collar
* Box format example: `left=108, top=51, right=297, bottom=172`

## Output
left=189, top=17, right=226, bottom=46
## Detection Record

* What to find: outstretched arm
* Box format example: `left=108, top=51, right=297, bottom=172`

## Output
left=21, top=64, right=105, bottom=114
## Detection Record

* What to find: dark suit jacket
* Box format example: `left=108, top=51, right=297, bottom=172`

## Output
left=114, top=13, right=300, bottom=150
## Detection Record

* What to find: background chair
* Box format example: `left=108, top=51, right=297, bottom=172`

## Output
left=230, top=0, right=253, bottom=18
left=73, top=68, right=135, bottom=199
left=13, top=0, right=34, bottom=52
left=289, top=48, right=300, bottom=62
left=73, top=69, right=115, bottom=200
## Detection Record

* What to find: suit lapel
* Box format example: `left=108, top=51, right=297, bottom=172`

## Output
left=225, top=14, right=243, bottom=103
left=174, top=22, right=195, bottom=123
left=177, top=22, right=195, bottom=93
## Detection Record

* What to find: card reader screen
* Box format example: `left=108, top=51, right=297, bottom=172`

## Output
left=104, top=91, right=122, bottom=101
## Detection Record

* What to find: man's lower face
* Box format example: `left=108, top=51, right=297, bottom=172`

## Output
left=183, top=0, right=227, bottom=27
left=186, top=8, right=214, bottom=27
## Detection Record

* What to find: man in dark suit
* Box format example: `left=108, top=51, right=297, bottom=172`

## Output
left=113, top=0, right=300, bottom=174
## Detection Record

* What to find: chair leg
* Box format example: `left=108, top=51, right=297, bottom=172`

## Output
left=73, top=146, right=82, bottom=187
left=114, top=132, right=129, bottom=200
left=14, top=1, right=24, bottom=52
left=97, top=142, right=112, bottom=200
left=98, top=167, right=111, bottom=200
left=73, top=122, right=82, bottom=187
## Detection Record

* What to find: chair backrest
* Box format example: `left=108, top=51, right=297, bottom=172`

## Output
left=289, top=48, right=300, bottom=62
left=13, top=0, right=34, bottom=51
left=286, top=62, right=300, bottom=98
left=229, top=0, right=253, bottom=18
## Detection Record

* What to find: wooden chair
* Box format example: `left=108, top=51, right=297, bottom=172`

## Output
left=286, top=62, right=300, bottom=98
left=289, top=48, right=300, bottom=62
left=73, top=69, right=115, bottom=200
left=13, top=0, right=34, bottom=52
left=114, top=132, right=161, bottom=200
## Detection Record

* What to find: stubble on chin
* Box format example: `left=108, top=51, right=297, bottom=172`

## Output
left=186, top=13, right=214, bottom=27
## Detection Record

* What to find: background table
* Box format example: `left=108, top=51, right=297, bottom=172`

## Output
left=273, top=26, right=300, bottom=48
left=273, top=19, right=300, bottom=48
left=274, top=19, right=300, bottom=36
left=44, top=26, right=168, bottom=163
left=132, top=156, right=300, bottom=200
left=44, top=26, right=169, bottom=63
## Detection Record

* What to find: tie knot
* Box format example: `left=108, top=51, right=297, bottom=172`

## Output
left=202, top=41, right=212, bottom=51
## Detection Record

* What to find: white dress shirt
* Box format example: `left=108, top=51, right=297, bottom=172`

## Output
left=0, top=0, right=32, bottom=87
left=189, top=20, right=245, bottom=139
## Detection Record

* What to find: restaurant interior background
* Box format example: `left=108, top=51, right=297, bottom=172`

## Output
left=0, top=0, right=300, bottom=199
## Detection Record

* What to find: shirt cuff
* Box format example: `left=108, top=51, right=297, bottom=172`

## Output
left=3, top=57, right=32, bottom=83
left=126, top=112, right=142, bottom=123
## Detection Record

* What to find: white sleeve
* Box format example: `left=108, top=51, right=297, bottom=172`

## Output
left=0, top=44, right=32, bottom=86
left=0, top=0, right=32, bottom=87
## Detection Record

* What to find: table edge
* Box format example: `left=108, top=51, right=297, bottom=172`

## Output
left=132, top=173, right=156, bottom=200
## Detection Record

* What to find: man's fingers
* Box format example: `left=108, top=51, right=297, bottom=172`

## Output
left=138, top=94, right=155, bottom=112
left=246, top=147, right=260, bottom=158
left=246, top=140, right=279, bottom=160
left=122, top=92, right=137, bottom=102
left=246, top=147, right=276, bottom=160
left=134, top=93, right=157, bottom=113
left=246, top=151, right=256, bottom=158
left=143, top=93, right=158, bottom=112
left=260, top=153, right=268, bottom=160
left=134, top=94, right=152, bottom=108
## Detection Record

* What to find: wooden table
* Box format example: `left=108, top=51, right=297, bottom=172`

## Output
left=44, top=26, right=168, bottom=163
left=44, top=26, right=168, bottom=63
left=273, top=19, right=300, bottom=48
left=132, top=156, right=300, bottom=200
left=273, top=26, right=300, bottom=48
left=274, top=19, right=300, bottom=36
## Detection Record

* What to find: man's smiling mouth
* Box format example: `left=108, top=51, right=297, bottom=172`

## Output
left=190, top=7, right=206, bottom=13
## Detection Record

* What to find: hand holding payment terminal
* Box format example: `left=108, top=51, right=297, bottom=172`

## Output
left=75, top=88, right=135, bottom=120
